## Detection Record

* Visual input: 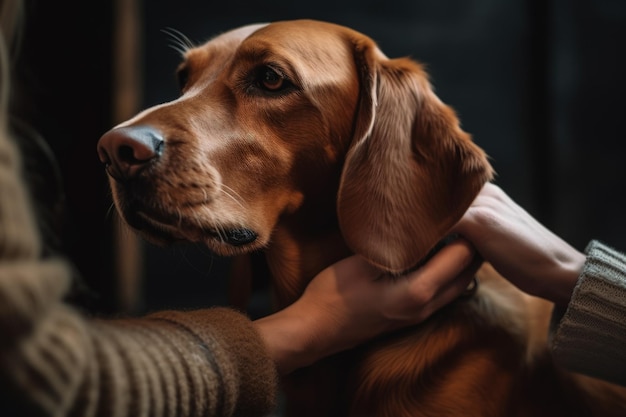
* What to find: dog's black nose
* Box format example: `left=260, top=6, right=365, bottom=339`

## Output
left=97, top=126, right=164, bottom=182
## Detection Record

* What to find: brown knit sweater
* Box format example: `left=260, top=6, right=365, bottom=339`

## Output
left=0, top=114, right=278, bottom=416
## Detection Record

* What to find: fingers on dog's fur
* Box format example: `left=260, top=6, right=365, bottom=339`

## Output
left=338, top=36, right=494, bottom=274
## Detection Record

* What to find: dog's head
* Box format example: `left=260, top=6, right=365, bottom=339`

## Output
left=98, top=19, right=492, bottom=274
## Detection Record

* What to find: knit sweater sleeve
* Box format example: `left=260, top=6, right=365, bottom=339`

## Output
left=0, top=125, right=278, bottom=416
left=85, top=307, right=279, bottom=417
left=549, top=240, right=626, bottom=386
left=1, top=281, right=278, bottom=417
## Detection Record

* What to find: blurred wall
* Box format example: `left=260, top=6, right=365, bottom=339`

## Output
left=15, top=0, right=116, bottom=313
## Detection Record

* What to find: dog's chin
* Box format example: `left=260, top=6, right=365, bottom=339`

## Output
left=119, top=207, right=261, bottom=255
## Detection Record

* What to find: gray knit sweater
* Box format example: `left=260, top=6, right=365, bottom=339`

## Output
left=550, top=239, right=626, bottom=386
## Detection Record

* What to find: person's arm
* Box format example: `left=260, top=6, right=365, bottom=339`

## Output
left=1, top=239, right=480, bottom=417
left=0, top=262, right=279, bottom=417
left=453, top=182, right=626, bottom=385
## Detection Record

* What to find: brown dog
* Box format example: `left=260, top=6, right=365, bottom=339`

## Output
left=98, top=19, right=626, bottom=417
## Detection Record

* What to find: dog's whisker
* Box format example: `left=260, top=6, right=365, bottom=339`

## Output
left=214, top=223, right=227, bottom=243
left=220, top=184, right=245, bottom=209
left=105, top=202, right=117, bottom=220
left=200, top=187, right=210, bottom=206
left=175, top=207, right=184, bottom=228
left=161, top=27, right=195, bottom=56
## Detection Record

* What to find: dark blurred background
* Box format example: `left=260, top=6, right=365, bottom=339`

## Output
left=13, top=0, right=626, bottom=316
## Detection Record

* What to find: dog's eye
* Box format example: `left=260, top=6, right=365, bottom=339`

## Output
left=260, top=67, right=284, bottom=90
left=255, top=66, right=293, bottom=93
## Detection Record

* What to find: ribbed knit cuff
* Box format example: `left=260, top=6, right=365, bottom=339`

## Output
left=550, top=240, right=626, bottom=385
left=148, top=307, right=279, bottom=416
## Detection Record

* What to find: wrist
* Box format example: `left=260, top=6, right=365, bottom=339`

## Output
left=551, top=250, right=585, bottom=306
left=253, top=302, right=326, bottom=375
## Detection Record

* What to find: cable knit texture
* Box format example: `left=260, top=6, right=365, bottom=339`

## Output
left=550, top=240, right=626, bottom=386
left=0, top=115, right=278, bottom=415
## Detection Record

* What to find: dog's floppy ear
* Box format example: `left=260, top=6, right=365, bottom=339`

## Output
left=337, top=38, right=494, bottom=274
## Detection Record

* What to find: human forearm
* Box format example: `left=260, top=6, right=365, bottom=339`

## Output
left=1, top=293, right=278, bottom=417
left=89, top=308, right=278, bottom=417
left=254, top=304, right=326, bottom=375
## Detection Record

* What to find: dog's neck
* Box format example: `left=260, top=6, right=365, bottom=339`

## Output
left=264, top=216, right=351, bottom=308
left=257, top=165, right=351, bottom=307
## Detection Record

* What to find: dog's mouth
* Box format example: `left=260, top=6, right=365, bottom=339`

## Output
left=120, top=202, right=258, bottom=249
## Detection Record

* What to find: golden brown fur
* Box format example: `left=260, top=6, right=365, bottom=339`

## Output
left=98, top=19, right=626, bottom=416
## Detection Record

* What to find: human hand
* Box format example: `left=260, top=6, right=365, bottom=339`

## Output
left=254, top=238, right=480, bottom=375
left=452, top=182, right=585, bottom=306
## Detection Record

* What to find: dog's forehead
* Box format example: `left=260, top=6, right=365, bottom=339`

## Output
left=215, top=22, right=270, bottom=45
left=244, top=20, right=356, bottom=60
left=186, top=19, right=386, bottom=69
left=186, top=23, right=268, bottom=58
left=238, top=20, right=363, bottom=83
